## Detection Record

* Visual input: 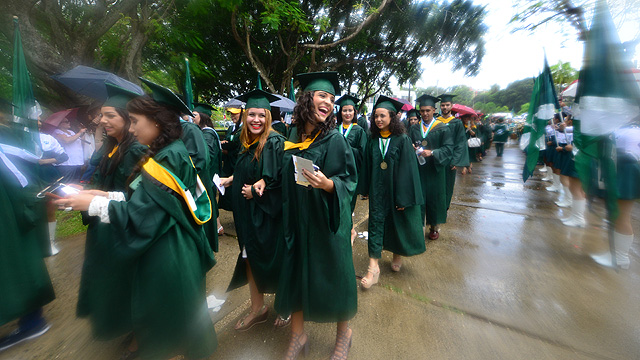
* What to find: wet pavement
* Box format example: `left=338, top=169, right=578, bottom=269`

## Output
left=2, top=142, right=639, bottom=359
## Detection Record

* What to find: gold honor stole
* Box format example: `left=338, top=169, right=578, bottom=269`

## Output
left=108, top=145, right=119, bottom=158
left=142, top=157, right=212, bottom=225
left=284, top=132, right=320, bottom=151
left=437, top=115, right=455, bottom=124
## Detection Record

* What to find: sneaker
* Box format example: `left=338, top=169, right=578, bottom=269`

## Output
left=0, top=321, right=51, bottom=352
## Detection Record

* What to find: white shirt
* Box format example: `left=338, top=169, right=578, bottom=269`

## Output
left=53, top=129, right=84, bottom=166
left=39, top=133, right=65, bottom=155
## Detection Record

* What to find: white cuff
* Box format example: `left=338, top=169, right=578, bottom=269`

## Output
left=88, top=196, right=112, bottom=223
left=107, top=191, right=126, bottom=201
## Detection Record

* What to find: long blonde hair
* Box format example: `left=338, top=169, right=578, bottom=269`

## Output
left=240, top=108, right=274, bottom=161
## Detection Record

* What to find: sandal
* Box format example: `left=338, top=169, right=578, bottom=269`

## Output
left=217, top=226, right=224, bottom=236
left=330, top=328, right=353, bottom=360
left=360, top=266, right=380, bottom=289
left=391, top=255, right=402, bottom=272
left=284, top=332, right=309, bottom=360
left=234, top=305, right=269, bottom=331
left=274, top=314, right=291, bottom=329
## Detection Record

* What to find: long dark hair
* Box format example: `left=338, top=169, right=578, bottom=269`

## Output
left=291, top=91, right=336, bottom=142
left=197, top=112, right=214, bottom=129
left=96, top=108, right=138, bottom=185
left=126, top=95, right=183, bottom=180
left=336, top=104, right=358, bottom=125
left=370, top=109, right=405, bottom=138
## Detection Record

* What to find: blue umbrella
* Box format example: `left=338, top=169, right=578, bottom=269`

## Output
left=52, top=65, right=144, bottom=100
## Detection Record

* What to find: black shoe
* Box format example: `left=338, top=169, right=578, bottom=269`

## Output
left=0, top=320, right=51, bottom=352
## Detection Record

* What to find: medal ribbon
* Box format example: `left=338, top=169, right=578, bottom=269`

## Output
left=421, top=119, right=440, bottom=140
left=342, top=123, right=354, bottom=138
left=379, top=137, right=390, bottom=160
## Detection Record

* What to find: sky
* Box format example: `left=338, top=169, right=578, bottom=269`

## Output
left=392, top=0, right=640, bottom=94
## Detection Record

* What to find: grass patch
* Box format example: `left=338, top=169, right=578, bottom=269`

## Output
left=55, top=211, right=87, bottom=238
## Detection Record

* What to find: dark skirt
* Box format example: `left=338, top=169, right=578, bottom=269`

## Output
left=618, top=154, right=640, bottom=200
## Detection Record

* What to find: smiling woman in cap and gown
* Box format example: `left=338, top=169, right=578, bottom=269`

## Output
left=275, top=71, right=357, bottom=360
left=56, top=80, right=217, bottom=360
left=76, top=83, right=148, bottom=342
left=220, top=89, right=290, bottom=331
left=358, top=95, right=425, bottom=289
left=336, top=94, right=368, bottom=243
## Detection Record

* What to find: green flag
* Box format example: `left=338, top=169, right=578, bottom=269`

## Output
left=12, top=16, right=39, bottom=151
left=573, top=0, right=640, bottom=220
left=184, top=58, right=193, bottom=111
left=522, top=56, right=559, bottom=182
left=257, top=73, right=263, bottom=90
left=289, top=78, right=295, bottom=101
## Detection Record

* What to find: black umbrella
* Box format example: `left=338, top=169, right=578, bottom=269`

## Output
left=52, top=65, right=144, bottom=100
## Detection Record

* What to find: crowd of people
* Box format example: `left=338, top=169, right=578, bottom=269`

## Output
left=0, top=70, right=637, bottom=360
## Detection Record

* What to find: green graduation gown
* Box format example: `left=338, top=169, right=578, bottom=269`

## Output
left=340, top=123, right=367, bottom=212
left=106, top=139, right=217, bottom=360
left=77, top=141, right=147, bottom=339
left=275, top=129, right=358, bottom=323
left=359, top=134, right=425, bottom=259
left=272, top=121, right=288, bottom=138
left=357, top=115, right=370, bottom=136
left=202, top=127, right=222, bottom=252
left=466, top=125, right=480, bottom=161
left=408, top=122, right=454, bottom=226
left=0, top=151, right=55, bottom=326
left=227, top=132, right=286, bottom=293
left=438, top=115, right=469, bottom=209
left=220, top=124, right=242, bottom=210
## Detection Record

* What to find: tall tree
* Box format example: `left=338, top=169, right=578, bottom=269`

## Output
left=216, top=0, right=487, bottom=99
left=0, top=0, right=173, bottom=107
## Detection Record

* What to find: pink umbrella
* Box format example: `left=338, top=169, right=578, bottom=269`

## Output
left=44, top=108, right=78, bottom=127
left=392, top=97, right=414, bottom=111
left=451, top=104, right=476, bottom=116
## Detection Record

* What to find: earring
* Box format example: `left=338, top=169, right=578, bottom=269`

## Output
left=155, top=124, right=159, bottom=128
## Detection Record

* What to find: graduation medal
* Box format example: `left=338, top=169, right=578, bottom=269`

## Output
left=421, top=119, right=439, bottom=148
left=379, top=137, right=390, bottom=170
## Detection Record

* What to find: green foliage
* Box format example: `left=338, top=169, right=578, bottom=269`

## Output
left=549, top=60, right=578, bottom=92
left=55, top=211, right=87, bottom=238
left=519, top=102, right=530, bottom=114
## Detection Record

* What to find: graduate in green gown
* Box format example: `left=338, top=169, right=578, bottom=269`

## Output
left=0, top=102, right=55, bottom=352
left=271, top=106, right=289, bottom=137
left=219, top=107, right=243, bottom=211
left=275, top=72, right=357, bottom=360
left=57, top=84, right=217, bottom=360
left=437, top=94, right=469, bottom=237
left=220, top=89, right=290, bottom=331
left=406, top=109, right=421, bottom=128
left=358, top=95, right=425, bottom=290
left=409, top=94, right=454, bottom=240
left=437, top=95, right=468, bottom=195
left=194, top=102, right=223, bottom=249
left=76, top=83, right=148, bottom=341
left=336, top=94, right=368, bottom=243
left=462, top=113, right=480, bottom=173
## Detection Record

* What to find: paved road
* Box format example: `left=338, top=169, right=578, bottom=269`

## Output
left=2, top=142, right=638, bottom=359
